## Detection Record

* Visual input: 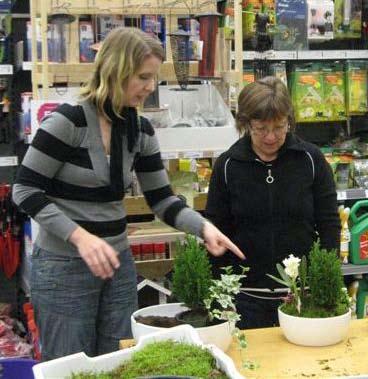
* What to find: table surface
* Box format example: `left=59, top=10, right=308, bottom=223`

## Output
left=227, top=318, right=368, bottom=378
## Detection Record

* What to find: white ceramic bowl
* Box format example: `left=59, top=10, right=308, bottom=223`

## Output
left=131, top=302, right=235, bottom=351
left=278, top=307, right=351, bottom=347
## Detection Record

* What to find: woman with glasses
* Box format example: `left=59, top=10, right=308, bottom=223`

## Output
left=206, top=76, right=340, bottom=329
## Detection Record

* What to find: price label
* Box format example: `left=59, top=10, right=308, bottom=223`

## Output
left=161, top=152, right=178, bottom=160
left=22, top=61, right=32, bottom=71
left=322, top=50, right=346, bottom=59
left=183, top=151, right=203, bottom=159
left=337, top=191, right=347, bottom=201
left=243, top=51, right=256, bottom=60
left=0, top=156, right=18, bottom=167
left=273, top=51, right=297, bottom=60
left=297, top=51, right=320, bottom=60
left=346, top=50, right=368, bottom=59
left=0, top=65, right=13, bottom=75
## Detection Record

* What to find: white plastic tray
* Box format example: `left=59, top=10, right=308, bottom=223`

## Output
left=33, top=324, right=245, bottom=379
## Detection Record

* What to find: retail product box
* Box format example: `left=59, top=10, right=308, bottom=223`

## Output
left=32, top=325, right=243, bottom=379
left=334, top=0, right=362, bottom=39
left=274, top=0, right=308, bottom=51
left=0, top=0, right=11, bottom=11
left=26, top=20, right=67, bottom=62
left=97, top=15, right=125, bottom=41
left=79, top=21, right=95, bottom=62
left=243, top=64, right=255, bottom=87
left=345, top=60, right=368, bottom=115
left=321, top=62, right=346, bottom=121
left=141, top=15, right=166, bottom=49
left=178, top=17, right=200, bottom=60
left=242, top=0, right=262, bottom=39
left=307, top=0, right=334, bottom=41
left=292, top=63, right=325, bottom=122
left=270, top=62, right=288, bottom=86
left=325, top=151, right=354, bottom=190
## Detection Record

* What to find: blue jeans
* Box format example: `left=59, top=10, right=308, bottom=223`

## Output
left=30, top=246, right=138, bottom=361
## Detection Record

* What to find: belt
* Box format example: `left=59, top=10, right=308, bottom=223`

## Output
left=240, top=287, right=289, bottom=300
left=241, top=287, right=289, bottom=293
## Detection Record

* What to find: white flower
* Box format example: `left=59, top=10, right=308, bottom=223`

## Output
left=282, top=254, right=301, bottom=280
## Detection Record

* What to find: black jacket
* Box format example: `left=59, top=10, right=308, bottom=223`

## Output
left=205, top=133, right=340, bottom=288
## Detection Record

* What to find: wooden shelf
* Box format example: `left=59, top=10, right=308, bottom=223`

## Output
left=124, top=193, right=207, bottom=216
left=136, top=259, right=174, bottom=280
left=127, top=221, right=185, bottom=244
left=32, top=0, right=215, bottom=16
left=341, top=264, right=368, bottom=276
left=32, top=61, right=199, bottom=84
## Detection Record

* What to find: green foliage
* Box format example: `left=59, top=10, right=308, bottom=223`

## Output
left=308, top=241, right=345, bottom=310
left=299, top=255, right=308, bottom=301
left=269, top=241, right=350, bottom=318
left=267, top=264, right=291, bottom=287
left=204, top=266, right=248, bottom=323
left=71, top=341, right=228, bottom=379
left=172, top=235, right=213, bottom=310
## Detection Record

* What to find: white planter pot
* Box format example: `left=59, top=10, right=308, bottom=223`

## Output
left=32, top=325, right=244, bottom=379
left=131, top=303, right=235, bottom=352
left=278, top=307, right=351, bottom=347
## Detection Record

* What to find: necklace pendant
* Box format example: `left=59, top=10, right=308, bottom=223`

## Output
left=266, top=168, right=274, bottom=184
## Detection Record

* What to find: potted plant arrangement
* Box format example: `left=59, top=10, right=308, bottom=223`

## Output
left=268, top=241, right=351, bottom=347
left=131, top=235, right=248, bottom=351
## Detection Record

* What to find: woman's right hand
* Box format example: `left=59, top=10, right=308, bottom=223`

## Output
left=69, top=227, right=120, bottom=279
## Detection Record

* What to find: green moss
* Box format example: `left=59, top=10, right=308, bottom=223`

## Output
left=280, top=296, right=349, bottom=318
left=71, top=341, right=228, bottom=379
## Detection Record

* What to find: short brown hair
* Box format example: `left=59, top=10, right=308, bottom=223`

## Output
left=80, top=27, right=165, bottom=118
left=236, top=76, right=295, bottom=134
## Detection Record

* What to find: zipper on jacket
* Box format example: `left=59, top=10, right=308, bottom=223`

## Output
left=255, top=159, right=275, bottom=265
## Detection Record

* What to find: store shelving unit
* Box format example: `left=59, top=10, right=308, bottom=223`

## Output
left=233, top=49, right=368, bottom=61
left=29, top=0, right=221, bottom=98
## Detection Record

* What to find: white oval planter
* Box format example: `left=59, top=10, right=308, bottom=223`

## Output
left=131, top=303, right=235, bottom=351
left=278, top=307, right=351, bottom=347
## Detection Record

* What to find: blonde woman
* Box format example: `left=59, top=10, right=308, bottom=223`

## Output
left=13, top=27, right=244, bottom=361
left=206, top=76, right=340, bottom=329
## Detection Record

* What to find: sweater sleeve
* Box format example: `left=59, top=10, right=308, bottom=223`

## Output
left=12, top=108, right=79, bottom=241
left=312, top=148, right=340, bottom=251
left=135, top=117, right=205, bottom=237
left=205, top=154, right=234, bottom=238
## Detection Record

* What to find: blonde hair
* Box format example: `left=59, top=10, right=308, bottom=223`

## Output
left=236, top=76, right=295, bottom=134
left=80, top=27, right=165, bottom=119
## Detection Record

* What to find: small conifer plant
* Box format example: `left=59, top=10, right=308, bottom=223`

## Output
left=172, top=234, right=213, bottom=311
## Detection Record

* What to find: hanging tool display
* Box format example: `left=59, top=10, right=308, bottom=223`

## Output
left=0, top=184, right=21, bottom=279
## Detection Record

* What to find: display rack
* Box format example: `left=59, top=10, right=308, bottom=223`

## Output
left=29, top=0, right=221, bottom=98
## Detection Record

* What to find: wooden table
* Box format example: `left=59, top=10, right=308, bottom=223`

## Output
left=227, top=318, right=368, bottom=378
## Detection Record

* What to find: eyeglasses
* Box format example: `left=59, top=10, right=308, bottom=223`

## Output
left=250, top=123, right=289, bottom=137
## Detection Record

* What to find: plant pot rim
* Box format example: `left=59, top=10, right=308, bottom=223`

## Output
left=132, top=303, right=233, bottom=331
left=278, top=306, right=351, bottom=321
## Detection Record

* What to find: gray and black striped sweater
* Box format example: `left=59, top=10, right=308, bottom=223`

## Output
left=12, top=100, right=205, bottom=257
